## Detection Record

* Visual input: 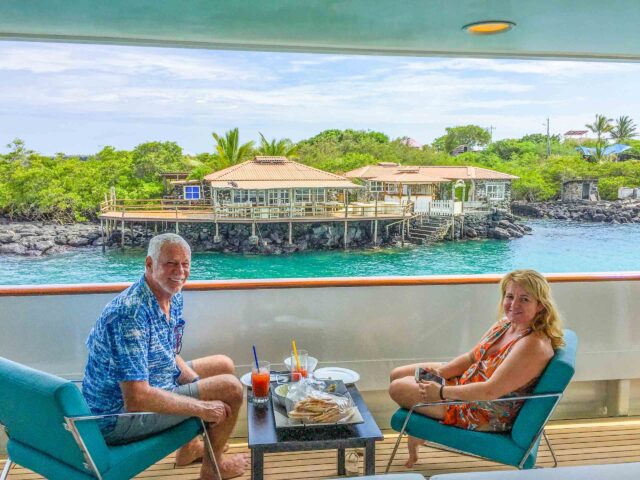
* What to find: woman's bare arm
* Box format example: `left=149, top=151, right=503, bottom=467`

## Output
left=438, top=334, right=553, bottom=401
left=437, top=351, right=475, bottom=379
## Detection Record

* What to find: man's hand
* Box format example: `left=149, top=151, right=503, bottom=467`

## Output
left=198, top=400, right=231, bottom=424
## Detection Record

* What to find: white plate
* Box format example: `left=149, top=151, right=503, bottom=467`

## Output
left=240, top=372, right=287, bottom=388
left=313, top=367, right=360, bottom=384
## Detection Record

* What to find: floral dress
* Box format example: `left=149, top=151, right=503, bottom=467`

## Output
left=441, top=320, right=538, bottom=432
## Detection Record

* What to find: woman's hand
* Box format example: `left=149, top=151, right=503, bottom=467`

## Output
left=417, top=380, right=441, bottom=403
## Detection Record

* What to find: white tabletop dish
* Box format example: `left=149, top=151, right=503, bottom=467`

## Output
left=283, top=356, right=319, bottom=373
left=313, top=367, right=360, bottom=384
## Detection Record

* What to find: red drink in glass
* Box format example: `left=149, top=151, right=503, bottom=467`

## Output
left=251, top=361, right=270, bottom=405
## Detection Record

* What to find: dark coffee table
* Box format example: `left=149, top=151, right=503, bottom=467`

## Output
left=247, top=383, right=383, bottom=479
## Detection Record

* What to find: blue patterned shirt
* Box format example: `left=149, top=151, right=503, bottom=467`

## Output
left=82, top=274, right=185, bottom=433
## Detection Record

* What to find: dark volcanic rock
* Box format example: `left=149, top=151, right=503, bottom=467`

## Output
left=490, top=227, right=511, bottom=240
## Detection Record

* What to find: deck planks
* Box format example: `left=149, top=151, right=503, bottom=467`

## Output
left=2, top=417, right=640, bottom=479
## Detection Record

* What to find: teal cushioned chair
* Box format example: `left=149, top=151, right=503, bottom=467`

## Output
left=386, top=329, right=577, bottom=473
left=0, top=357, right=218, bottom=480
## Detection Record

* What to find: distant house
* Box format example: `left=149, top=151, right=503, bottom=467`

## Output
left=564, top=130, right=589, bottom=143
left=451, top=145, right=484, bottom=156
left=400, top=137, right=422, bottom=149
left=203, top=156, right=362, bottom=207
left=561, top=179, right=600, bottom=202
left=345, top=163, right=518, bottom=211
left=160, top=172, right=205, bottom=200
left=576, top=144, right=631, bottom=162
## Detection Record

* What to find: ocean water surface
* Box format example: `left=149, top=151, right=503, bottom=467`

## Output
left=1, top=220, right=639, bottom=285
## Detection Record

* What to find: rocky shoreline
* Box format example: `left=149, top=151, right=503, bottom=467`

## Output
left=512, top=199, right=640, bottom=223
left=0, top=222, right=104, bottom=256
left=0, top=212, right=530, bottom=257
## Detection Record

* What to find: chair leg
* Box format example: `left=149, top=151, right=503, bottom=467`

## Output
left=200, top=420, right=222, bottom=480
left=386, top=409, right=416, bottom=474
left=385, top=431, right=405, bottom=473
left=1, top=458, right=13, bottom=480
left=543, top=430, right=558, bottom=468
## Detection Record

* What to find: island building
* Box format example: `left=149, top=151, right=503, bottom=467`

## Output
left=99, top=156, right=415, bottom=248
left=345, top=163, right=518, bottom=213
left=561, top=179, right=600, bottom=202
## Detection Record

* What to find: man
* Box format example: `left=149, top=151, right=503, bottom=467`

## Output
left=82, top=233, right=248, bottom=479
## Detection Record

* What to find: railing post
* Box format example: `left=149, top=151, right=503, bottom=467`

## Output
left=100, top=219, right=105, bottom=252
left=373, top=198, right=378, bottom=245
left=120, top=208, right=125, bottom=248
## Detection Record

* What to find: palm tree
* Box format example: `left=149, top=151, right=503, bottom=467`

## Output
left=585, top=114, right=613, bottom=162
left=211, top=128, right=254, bottom=166
left=611, top=116, right=637, bottom=143
left=256, top=133, right=298, bottom=158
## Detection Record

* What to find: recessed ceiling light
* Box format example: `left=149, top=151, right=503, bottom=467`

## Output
left=463, top=20, right=515, bottom=35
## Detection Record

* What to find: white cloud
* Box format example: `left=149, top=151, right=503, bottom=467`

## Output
left=0, top=43, right=266, bottom=80
left=400, top=57, right=640, bottom=78
left=1, top=42, right=639, bottom=152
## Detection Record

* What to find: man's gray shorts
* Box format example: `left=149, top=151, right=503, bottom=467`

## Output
left=104, top=381, right=200, bottom=445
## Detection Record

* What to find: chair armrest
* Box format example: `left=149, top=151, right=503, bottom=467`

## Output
left=65, top=411, right=165, bottom=425
left=407, top=392, right=562, bottom=415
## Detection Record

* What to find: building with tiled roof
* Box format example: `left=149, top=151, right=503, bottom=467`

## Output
left=202, top=156, right=361, bottom=206
left=345, top=163, right=518, bottom=210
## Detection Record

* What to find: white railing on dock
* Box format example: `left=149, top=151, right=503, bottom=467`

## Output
left=427, top=200, right=454, bottom=215
left=99, top=198, right=410, bottom=221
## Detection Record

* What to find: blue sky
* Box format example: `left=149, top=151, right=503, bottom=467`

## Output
left=1, top=41, right=639, bottom=155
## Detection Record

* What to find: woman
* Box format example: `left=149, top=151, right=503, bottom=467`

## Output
left=388, top=269, right=564, bottom=468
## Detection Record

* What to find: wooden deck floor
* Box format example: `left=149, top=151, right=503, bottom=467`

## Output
left=2, top=417, right=639, bottom=479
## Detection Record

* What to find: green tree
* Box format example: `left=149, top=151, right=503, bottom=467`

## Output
left=487, top=139, right=538, bottom=161
left=5, top=138, right=33, bottom=166
left=256, top=133, right=298, bottom=158
left=610, top=116, right=637, bottom=143
left=585, top=114, right=613, bottom=162
left=432, top=125, right=491, bottom=153
left=131, top=141, right=184, bottom=180
left=520, top=133, right=562, bottom=144
left=211, top=128, right=254, bottom=167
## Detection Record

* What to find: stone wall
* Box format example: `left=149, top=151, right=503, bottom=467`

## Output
left=561, top=181, right=599, bottom=201
left=474, top=180, right=513, bottom=210
left=512, top=200, right=640, bottom=223
left=170, top=221, right=396, bottom=254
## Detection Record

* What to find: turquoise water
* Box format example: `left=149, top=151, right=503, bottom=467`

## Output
left=2, top=220, right=640, bottom=285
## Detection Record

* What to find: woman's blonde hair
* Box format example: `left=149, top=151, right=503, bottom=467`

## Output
left=498, top=269, right=564, bottom=349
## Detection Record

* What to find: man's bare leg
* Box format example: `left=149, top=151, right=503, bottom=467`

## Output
left=175, top=356, right=237, bottom=467
left=388, top=376, right=445, bottom=469
left=197, top=374, right=248, bottom=479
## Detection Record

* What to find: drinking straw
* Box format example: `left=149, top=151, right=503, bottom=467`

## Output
left=291, top=340, right=301, bottom=372
left=252, top=345, right=260, bottom=370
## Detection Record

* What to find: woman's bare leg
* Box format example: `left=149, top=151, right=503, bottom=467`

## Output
left=388, top=376, right=445, bottom=468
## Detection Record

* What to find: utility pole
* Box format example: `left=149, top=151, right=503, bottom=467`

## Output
left=545, top=117, right=551, bottom=157
left=486, top=125, right=495, bottom=143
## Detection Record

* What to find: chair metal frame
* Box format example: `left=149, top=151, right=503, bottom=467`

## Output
left=0, top=423, right=12, bottom=480
left=385, top=392, right=563, bottom=474
left=0, top=412, right=220, bottom=480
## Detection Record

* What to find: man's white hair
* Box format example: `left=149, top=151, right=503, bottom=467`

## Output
left=147, top=233, right=191, bottom=263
